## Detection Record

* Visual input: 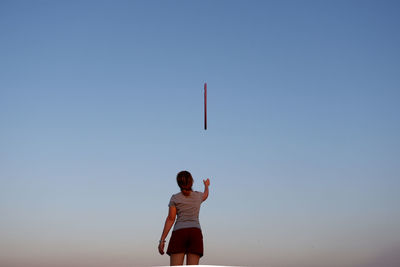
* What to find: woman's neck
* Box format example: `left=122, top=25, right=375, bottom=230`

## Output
left=181, top=190, right=192, bottom=196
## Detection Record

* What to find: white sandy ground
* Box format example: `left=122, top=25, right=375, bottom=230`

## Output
left=154, top=266, right=244, bottom=267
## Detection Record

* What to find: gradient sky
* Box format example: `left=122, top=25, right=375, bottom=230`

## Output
left=1, top=1, right=400, bottom=267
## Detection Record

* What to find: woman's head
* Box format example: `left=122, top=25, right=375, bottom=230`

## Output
left=176, top=170, right=193, bottom=195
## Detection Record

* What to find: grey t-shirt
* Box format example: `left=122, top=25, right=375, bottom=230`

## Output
left=169, top=191, right=203, bottom=231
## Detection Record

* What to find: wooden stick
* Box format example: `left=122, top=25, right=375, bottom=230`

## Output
left=204, top=82, right=207, bottom=130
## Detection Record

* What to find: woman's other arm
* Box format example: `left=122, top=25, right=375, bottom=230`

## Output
left=158, top=206, right=176, bottom=255
left=202, top=178, right=210, bottom=202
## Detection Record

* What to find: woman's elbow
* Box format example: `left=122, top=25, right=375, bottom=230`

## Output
left=167, top=215, right=176, bottom=222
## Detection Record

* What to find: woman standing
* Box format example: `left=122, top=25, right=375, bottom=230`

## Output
left=158, top=170, right=210, bottom=265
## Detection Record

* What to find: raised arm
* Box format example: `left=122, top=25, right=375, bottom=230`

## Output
left=158, top=206, right=176, bottom=255
left=202, top=178, right=210, bottom=202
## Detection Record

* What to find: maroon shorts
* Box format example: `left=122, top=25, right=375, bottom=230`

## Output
left=166, top=227, right=203, bottom=257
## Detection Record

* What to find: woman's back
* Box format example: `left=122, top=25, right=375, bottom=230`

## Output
left=169, top=191, right=203, bottom=231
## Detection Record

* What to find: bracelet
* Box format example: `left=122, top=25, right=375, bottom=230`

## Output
left=159, top=240, right=166, bottom=243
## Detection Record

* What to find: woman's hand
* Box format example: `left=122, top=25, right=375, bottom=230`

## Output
left=203, top=178, right=210, bottom=187
left=158, top=241, right=165, bottom=255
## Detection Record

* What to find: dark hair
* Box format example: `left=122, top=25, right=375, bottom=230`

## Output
left=176, top=170, right=193, bottom=195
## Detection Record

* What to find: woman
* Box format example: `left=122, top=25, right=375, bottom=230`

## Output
left=158, top=170, right=210, bottom=266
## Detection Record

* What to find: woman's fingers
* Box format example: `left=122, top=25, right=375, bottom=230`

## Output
left=158, top=243, right=164, bottom=255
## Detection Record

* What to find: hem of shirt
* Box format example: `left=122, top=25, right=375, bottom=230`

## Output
left=172, top=225, right=201, bottom=232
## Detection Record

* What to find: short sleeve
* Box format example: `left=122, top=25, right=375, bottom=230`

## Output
left=168, top=195, right=176, bottom=207
left=196, top=191, right=203, bottom=201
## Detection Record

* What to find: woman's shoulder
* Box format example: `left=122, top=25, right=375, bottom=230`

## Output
left=194, top=191, right=203, bottom=198
left=171, top=191, right=201, bottom=200
left=171, top=192, right=185, bottom=200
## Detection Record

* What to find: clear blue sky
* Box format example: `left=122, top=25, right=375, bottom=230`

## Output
left=1, top=1, right=399, bottom=266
